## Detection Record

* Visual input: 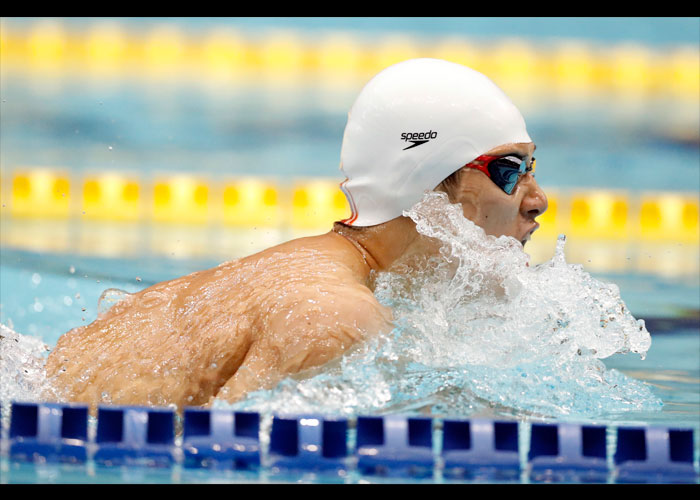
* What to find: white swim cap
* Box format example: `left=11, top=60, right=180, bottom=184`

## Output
left=338, top=58, right=532, bottom=227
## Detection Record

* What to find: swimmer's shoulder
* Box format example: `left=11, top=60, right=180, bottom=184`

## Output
left=267, top=266, right=393, bottom=338
left=228, top=232, right=392, bottom=326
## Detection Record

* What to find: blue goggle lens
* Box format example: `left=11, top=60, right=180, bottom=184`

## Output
left=487, top=156, right=534, bottom=194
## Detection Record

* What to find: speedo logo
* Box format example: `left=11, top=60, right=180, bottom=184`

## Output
left=401, top=130, right=437, bottom=150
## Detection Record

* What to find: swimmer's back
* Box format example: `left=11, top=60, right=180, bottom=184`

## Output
left=44, top=232, right=393, bottom=410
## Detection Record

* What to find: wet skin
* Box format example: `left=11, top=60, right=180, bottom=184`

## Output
left=44, top=233, right=394, bottom=410
left=44, top=142, right=547, bottom=411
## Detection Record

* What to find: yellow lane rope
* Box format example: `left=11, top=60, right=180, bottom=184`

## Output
left=1, top=168, right=698, bottom=244
left=1, top=21, right=698, bottom=100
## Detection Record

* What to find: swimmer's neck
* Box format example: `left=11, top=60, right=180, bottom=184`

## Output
left=330, top=217, right=420, bottom=278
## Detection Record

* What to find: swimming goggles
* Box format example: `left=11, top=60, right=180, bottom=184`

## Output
left=464, top=155, right=536, bottom=195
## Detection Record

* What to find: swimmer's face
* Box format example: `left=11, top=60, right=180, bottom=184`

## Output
left=450, top=142, right=547, bottom=247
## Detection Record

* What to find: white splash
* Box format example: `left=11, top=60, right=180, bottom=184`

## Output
left=230, top=192, right=661, bottom=419
left=1, top=323, right=49, bottom=405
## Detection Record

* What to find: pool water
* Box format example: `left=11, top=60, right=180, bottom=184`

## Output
left=1, top=229, right=698, bottom=484
left=1, top=228, right=698, bottom=422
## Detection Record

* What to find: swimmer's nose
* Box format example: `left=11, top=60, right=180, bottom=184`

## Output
left=520, top=174, right=548, bottom=218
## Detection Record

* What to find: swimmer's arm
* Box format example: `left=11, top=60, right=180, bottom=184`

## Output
left=211, top=287, right=393, bottom=404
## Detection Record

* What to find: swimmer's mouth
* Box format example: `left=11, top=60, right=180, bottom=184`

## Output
left=521, top=223, right=540, bottom=247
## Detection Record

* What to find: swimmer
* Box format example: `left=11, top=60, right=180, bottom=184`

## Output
left=43, top=58, right=547, bottom=411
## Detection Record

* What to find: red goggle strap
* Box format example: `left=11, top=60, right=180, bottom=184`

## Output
left=465, top=155, right=534, bottom=174
left=463, top=155, right=503, bottom=178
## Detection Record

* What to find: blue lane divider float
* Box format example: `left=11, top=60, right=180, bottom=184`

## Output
left=8, top=401, right=89, bottom=464
left=268, top=415, right=349, bottom=473
left=441, top=419, right=520, bottom=480
left=615, top=426, right=697, bottom=482
left=94, top=405, right=176, bottom=467
left=356, top=415, right=434, bottom=478
left=2, top=402, right=698, bottom=483
left=182, top=408, right=260, bottom=470
left=528, top=422, right=608, bottom=482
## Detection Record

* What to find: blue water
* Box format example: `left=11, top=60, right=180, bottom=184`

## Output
left=1, top=78, right=698, bottom=194
left=1, top=241, right=698, bottom=428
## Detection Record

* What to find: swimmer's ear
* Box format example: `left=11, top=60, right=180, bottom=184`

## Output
left=435, top=168, right=465, bottom=203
